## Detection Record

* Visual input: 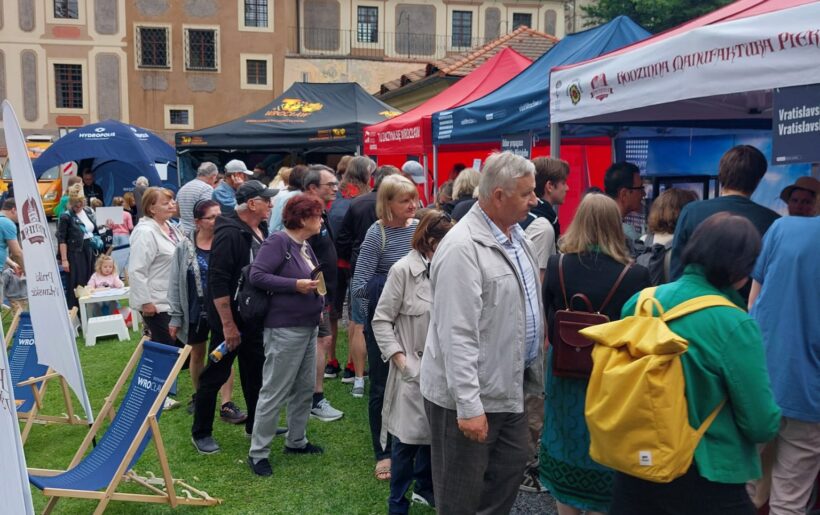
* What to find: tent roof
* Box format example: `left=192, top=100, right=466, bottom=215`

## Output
left=432, top=16, right=651, bottom=145
left=175, top=82, right=400, bottom=153
left=377, top=26, right=557, bottom=97
left=550, top=0, right=820, bottom=126
left=364, top=48, right=533, bottom=155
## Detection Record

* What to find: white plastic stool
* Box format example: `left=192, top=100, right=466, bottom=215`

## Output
left=85, top=314, right=130, bottom=347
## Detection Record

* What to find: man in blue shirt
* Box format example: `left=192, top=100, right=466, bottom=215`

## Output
left=0, top=198, right=23, bottom=301
left=212, top=160, right=253, bottom=214
left=749, top=215, right=820, bottom=514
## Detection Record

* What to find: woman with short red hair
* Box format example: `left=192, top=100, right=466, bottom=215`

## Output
left=246, top=194, right=327, bottom=477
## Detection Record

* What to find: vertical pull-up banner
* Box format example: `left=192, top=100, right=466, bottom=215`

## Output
left=2, top=101, right=94, bottom=423
left=0, top=321, right=35, bottom=515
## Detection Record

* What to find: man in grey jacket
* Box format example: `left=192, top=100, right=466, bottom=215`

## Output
left=420, top=151, right=545, bottom=514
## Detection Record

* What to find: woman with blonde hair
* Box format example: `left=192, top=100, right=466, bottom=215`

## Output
left=351, top=174, right=419, bottom=480
left=269, top=166, right=291, bottom=191
left=540, top=193, right=651, bottom=515
left=443, top=167, right=479, bottom=218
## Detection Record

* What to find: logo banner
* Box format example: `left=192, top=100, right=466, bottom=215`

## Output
left=2, top=101, right=94, bottom=423
left=0, top=321, right=35, bottom=515
left=551, top=3, right=820, bottom=124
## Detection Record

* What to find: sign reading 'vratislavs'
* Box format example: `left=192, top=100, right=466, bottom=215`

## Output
left=772, top=84, right=820, bottom=164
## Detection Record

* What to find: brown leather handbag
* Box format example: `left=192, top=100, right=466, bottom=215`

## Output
left=551, top=254, right=631, bottom=378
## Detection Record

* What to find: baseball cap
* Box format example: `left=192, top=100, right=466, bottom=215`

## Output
left=402, top=160, right=426, bottom=184
left=224, top=159, right=253, bottom=175
left=236, top=180, right=278, bottom=204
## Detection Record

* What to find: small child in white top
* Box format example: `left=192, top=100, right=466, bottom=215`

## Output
left=88, top=255, right=123, bottom=316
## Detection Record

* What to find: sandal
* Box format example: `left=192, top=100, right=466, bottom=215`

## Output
left=374, top=459, right=391, bottom=481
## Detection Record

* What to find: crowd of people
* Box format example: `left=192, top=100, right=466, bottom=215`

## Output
left=2, top=146, right=817, bottom=515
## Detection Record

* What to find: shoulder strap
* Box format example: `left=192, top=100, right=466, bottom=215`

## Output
left=663, top=249, right=672, bottom=283
left=598, top=264, right=632, bottom=313
left=694, top=399, right=726, bottom=439
left=558, top=253, right=569, bottom=309
left=662, top=295, right=741, bottom=321
left=377, top=220, right=386, bottom=254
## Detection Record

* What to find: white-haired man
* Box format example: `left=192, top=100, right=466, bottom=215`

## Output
left=420, top=151, right=545, bottom=513
left=177, top=161, right=218, bottom=235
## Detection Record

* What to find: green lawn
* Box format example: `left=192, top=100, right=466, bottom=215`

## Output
left=20, top=324, right=435, bottom=514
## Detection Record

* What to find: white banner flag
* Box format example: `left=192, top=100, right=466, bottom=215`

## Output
left=2, top=101, right=94, bottom=423
left=0, top=321, right=35, bottom=515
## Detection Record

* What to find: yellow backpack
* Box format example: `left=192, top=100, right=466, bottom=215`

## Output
left=579, top=287, right=740, bottom=483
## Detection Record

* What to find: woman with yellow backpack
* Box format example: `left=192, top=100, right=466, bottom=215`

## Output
left=605, top=213, right=781, bottom=515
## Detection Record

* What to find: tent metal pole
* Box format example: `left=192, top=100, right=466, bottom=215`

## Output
left=356, top=145, right=361, bottom=155
left=432, top=145, right=439, bottom=195
left=422, top=153, right=429, bottom=202
left=550, top=123, right=560, bottom=158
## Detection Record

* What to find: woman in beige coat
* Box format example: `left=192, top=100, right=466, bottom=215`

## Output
left=372, top=210, right=453, bottom=514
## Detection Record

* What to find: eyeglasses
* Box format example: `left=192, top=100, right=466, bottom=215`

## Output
left=320, top=182, right=339, bottom=188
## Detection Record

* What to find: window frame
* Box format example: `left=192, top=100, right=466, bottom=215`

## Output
left=356, top=5, right=379, bottom=44
left=164, top=105, right=194, bottom=130
left=512, top=12, right=534, bottom=30
left=48, top=0, right=84, bottom=24
left=135, top=25, right=172, bottom=70
left=240, top=53, right=273, bottom=90
left=238, top=0, right=275, bottom=32
left=183, top=25, right=221, bottom=72
left=451, top=10, right=474, bottom=48
left=48, top=58, right=88, bottom=114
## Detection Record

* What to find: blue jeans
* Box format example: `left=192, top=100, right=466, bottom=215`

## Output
left=389, top=437, right=433, bottom=514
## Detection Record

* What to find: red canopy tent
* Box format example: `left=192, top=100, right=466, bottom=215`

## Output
left=363, top=47, right=532, bottom=157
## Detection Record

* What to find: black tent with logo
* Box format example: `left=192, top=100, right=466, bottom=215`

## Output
left=175, top=82, right=399, bottom=180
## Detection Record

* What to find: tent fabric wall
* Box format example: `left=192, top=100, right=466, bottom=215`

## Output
left=432, top=17, right=651, bottom=145
left=363, top=48, right=532, bottom=156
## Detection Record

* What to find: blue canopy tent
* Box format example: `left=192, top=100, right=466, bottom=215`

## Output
left=431, top=16, right=651, bottom=146
left=33, top=120, right=178, bottom=205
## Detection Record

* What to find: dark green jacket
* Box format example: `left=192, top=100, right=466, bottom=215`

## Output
left=621, top=265, right=781, bottom=484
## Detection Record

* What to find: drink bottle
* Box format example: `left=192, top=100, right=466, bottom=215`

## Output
left=209, top=341, right=229, bottom=363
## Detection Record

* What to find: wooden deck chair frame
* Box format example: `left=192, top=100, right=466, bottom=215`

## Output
left=28, top=338, right=221, bottom=514
left=6, top=308, right=83, bottom=443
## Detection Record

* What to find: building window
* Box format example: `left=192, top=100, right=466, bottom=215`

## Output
left=54, top=64, right=83, bottom=109
left=357, top=6, right=378, bottom=43
left=137, top=27, right=170, bottom=68
left=244, top=0, right=269, bottom=28
left=53, top=0, right=78, bottom=19
left=452, top=11, right=472, bottom=47
left=246, top=59, right=267, bottom=85
left=512, top=13, right=532, bottom=29
left=170, top=109, right=190, bottom=125
left=185, top=28, right=218, bottom=71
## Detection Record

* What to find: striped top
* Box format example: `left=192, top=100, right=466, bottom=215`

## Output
left=176, top=179, right=213, bottom=236
left=351, top=219, right=419, bottom=312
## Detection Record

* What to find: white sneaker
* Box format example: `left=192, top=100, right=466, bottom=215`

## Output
left=310, top=398, right=344, bottom=422
left=163, top=397, right=181, bottom=410
left=351, top=377, right=365, bottom=398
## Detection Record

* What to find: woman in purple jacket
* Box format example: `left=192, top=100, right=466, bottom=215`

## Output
left=246, top=194, right=326, bottom=477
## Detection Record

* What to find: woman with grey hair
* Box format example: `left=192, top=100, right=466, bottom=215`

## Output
left=446, top=168, right=481, bottom=220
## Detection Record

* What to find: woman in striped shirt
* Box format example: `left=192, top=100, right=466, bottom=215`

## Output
left=351, top=174, right=419, bottom=481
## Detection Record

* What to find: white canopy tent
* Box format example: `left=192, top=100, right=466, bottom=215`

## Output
left=549, top=0, right=820, bottom=127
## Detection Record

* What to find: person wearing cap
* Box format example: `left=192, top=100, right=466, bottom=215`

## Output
left=780, top=176, right=818, bottom=217
left=401, top=160, right=429, bottom=207
left=213, top=159, right=253, bottom=215
left=191, top=180, right=274, bottom=455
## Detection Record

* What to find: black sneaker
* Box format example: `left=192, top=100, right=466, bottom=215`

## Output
left=284, top=442, right=324, bottom=455
left=247, top=456, right=273, bottom=477
left=340, top=366, right=356, bottom=384
left=324, top=359, right=341, bottom=379
left=220, top=401, right=248, bottom=424
left=191, top=435, right=220, bottom=455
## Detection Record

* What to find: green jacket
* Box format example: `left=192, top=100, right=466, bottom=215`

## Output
left=621, top=265, right=781, bottom=484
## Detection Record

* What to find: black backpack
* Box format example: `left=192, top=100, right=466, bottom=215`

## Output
left=234, top=247, right=289, bottom=325
left=635, top=234, right=672, bottom=286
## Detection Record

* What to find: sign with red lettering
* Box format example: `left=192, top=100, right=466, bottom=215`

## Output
left=550, top=2, right=820, bottom=125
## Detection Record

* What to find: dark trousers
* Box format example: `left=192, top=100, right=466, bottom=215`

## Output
left=365, top=319, right=392, bottom=461
left=424, top=399, right=529, bottom=515
left=610, top=466, right=755, bottom=515
left=191, top=319, right=263, bottom=438
left=389, top=437, right=433, bottom=515
left=142, top=311, right=176, bottom=346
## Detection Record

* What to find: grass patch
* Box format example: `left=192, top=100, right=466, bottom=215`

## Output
left=21, top=325, right=435, bottom=514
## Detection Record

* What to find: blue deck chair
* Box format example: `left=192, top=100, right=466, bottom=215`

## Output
left=7, top=311, right=82, bottom=443
left=28, top=339, right=221, bottom=514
